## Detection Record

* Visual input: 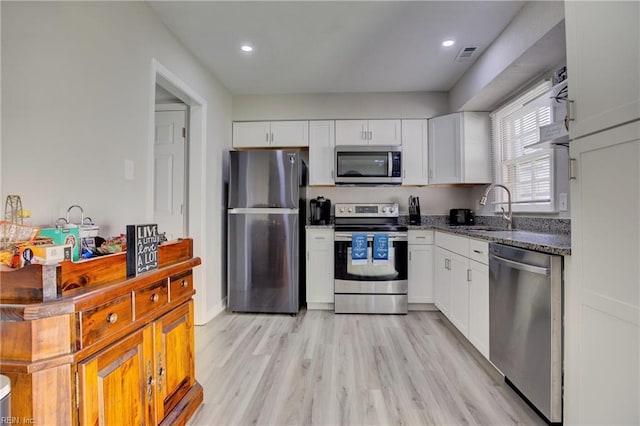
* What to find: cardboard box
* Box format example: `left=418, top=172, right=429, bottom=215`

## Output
left=37, top=227, right=80, bottom=261
left=21, top=244, right=72, bottom=266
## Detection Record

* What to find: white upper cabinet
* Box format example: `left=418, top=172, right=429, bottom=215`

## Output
left=401, top=119, right=428, bottom=185
left=428, top=112, right=491, bottom=184
left=233, top=121, right=309, bottom=148
left=335, top=119, right=401, bottom=146
left=308, top=120, right=335, bottom=186
left=565, top=1, right=640, bottom=140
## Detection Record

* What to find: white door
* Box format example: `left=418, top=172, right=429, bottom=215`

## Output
left=270, top=121, right=309, bottom=147
left=154, top=108, right=186, bottom=241
left=448, top=251, right=470, bottom=336
left=401, top=119, right=428, bottom=185
left=232, top=122, right=271, bottom=148
left=305, top=229, right=334, bottom=308
left=434, top=247, right=450, bottom=316
left=335, top=120, right=368, bottom=145
left=429, top=113, right=461, bottom=184
left=468, top=259, right=489, bottom=358
left=309, top=120, right=335, bottom=185
left=408, top=244, right=434, bottom=303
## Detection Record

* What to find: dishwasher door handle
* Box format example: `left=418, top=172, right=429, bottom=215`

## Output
left=489, top=253, right=550, bottom=276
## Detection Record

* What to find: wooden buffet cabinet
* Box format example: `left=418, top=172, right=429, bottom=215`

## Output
left=0, top=238, right=203, bottom=425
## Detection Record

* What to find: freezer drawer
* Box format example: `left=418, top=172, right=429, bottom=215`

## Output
left=227, top=210, right=299, bottom=313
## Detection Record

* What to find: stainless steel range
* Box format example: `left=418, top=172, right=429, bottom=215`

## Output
left=333, top=203, right=408, bottom=314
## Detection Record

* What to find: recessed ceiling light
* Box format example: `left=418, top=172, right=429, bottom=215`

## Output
left=240, top=45, right=253, bottom=53
left=442, top=40, right=455, bottom=47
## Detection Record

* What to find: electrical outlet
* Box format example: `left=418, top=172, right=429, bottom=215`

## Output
left=124, top=159, right=134, bottom=181
left=559, top=193, right=568, bottom=211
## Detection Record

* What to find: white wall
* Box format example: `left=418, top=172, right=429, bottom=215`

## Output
left=232, top=92, right=449, bottom=121
left=1, top=2, right=232, bottom=324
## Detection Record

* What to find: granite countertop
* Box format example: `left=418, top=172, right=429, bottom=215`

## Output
left=306, top=222, right=570, bottom=256
left=430, top=225, right=571, bottom=256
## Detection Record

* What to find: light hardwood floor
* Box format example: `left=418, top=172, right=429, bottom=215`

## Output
left=188, top=310, right=545, bottom=426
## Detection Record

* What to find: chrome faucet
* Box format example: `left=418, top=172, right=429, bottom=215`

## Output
left=480, top=184, right=513, bottom=230
left=66, top=204, right=84, bottom=225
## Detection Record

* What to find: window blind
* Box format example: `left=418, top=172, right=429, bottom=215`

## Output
left=491, top=80, right=555, bottom=212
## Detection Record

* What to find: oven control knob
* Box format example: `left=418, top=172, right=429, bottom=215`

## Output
left=339, top=207, right=344, bottom=213
left=382, top=207, right=389, bottom=213
left=388, top=206, right=395, bottom=214
left=348, top=208, right=353, bottom=213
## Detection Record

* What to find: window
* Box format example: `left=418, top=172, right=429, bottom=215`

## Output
left=491, top=80, right=556, bottom=213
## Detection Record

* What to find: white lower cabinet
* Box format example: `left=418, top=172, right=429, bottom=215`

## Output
left=407, top=230, right=434, bottom=305
left=435, top=231, right=490, bottom=358
left=305, top=228, right=334, bottom=309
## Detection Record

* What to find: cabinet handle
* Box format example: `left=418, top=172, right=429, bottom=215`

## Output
left=331, top=170, right=334, bottom=179
left=270, top=132, right=274, bottom=142
left=307, top=252, right=310, bottom=261
left=416, top=236, right=426, bottom=239
left=473, top=249, right=483, bottom=254
left=146, top=359, right=154, bottom=403
left=361, top=131, right=366, bottom=140
left=368, top=131, right=373, bottom=140
left=403, top=169, right=406, bottom=178
left=409, top=252, right=412, bottom=261
left=445, top=259, right=450, bottom=270
left=569, top=158, right=577, bottom=180
left=467, top=269, right=472, bottom=282
left=428, top=170, right=433, bottom=179
left=106, top=313, right=118, bottom=324
left=150, top=293, right=159, bottom=302
left=157, top=352, right=164, bottom=394
left=181, top=280, right=188, bottom=288
left=265, top=132, right=269, bottom=142
left=314, top=236, right=325, bottom=240
left=567, top=99, right=575, bottom=122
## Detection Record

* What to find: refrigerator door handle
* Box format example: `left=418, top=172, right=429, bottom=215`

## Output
left=228, top=208, right=300, bottom=214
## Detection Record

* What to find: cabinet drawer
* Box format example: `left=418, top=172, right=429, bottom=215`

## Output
left=170, top=272, right=193, bottom=301
left=135, top=279, right=168, bottom=319
left=80, top=294, right=133, bottom=348
left=469, top=239, right=489, bottom=265
left=435, top=231, right=469, bottom=256
left=306, top=229, right=334, bottom=249
left=408, top=230, right=434, bottom=245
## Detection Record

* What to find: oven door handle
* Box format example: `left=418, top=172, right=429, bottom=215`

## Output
left=334, top=233, right=408, bottom=242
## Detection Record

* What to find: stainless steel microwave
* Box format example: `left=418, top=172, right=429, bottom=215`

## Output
left=335, top=145, right=402, bottom=185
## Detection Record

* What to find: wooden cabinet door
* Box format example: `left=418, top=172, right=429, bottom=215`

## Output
left=368, top=119, right=401, bottom=145
left=270, top=121, right=309, bottom=147
left=401, top=119, right=428, bottom=185
left=335, top=120, right=367, bottom=145
left=565, top=1, right=640, bottom=140
left=305, top=228, right=334, bottom=307
left=309, top=120, right=335, bottom=185
left=434, top=247, right=450, bottom=316
left=233, top=122, right=271, bottom=148
left=78, top=326, right=154, bottom=426
left=153, top=300, right=195, bottom=421
left=428, top=113, right=461, bottom=184
left=447, top=252, right=470, bottom=337
left=408, top=244, right=434, bottom=303
left=468, top=259, right=489, bottom=358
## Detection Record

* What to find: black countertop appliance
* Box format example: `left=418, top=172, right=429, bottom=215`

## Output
left=310, top=196, right=331, bottom=225
left=450, top=208, right=475, bottom=225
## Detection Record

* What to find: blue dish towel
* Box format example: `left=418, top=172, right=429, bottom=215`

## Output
left=351, top=233, right=368, bottom=265
left=373, top=233, right=389, bottom=263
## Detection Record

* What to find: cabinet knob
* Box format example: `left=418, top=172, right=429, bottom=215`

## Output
left=181, top=280, right=188, bottom=288
left=150, top=293, right=159, bottom=302
left=106, top=313, right=118, bottom=324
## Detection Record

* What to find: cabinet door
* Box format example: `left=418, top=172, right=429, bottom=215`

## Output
left=309, top=121, right=335, bottom=185
left=434, top=247, right=450, bottom=316
left=565, top=1, right=640, bottom=139
left=154, top=300, right=195, bottom=421
left=447, top=251, right=470, bottom=337
left=408, top=244, right=434, bottom=303
left=335, top=120, right=368, bottom=145
left=428, top=113, right=461, bottom=184
left=305, top=229, right=334, bottom=307
left=78, top=326, right=154, bottom=426
left=401, top=119, right=428, bottom=185
left=270, top=121, right=309, bottom=147
left=468, top=259, right=489, bottom=358
left=368, top=120, right=401, bottom=145
left=233, top=122, right=271, bottom=148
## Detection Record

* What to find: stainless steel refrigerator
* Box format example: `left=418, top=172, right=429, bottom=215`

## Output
left=227, top=150, right=305, bottom=313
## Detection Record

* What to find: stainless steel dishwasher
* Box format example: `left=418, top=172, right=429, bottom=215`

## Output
left=489, top=243, right=563, bottom=424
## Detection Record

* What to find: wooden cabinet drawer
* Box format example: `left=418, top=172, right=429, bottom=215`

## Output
left=408, top=230, right=434, bottom=245
left=469, top=239, right=489, bottom=265
left=170, top=272, right=193, bottom=301
left=435, top=231, right=469, bottom=256
left=134, top=279, right=168, bottom=319
left=80, top=294, right=132, bottom=348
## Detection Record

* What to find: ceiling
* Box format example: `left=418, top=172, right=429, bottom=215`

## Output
left=148, top=1, right=527, bottom=95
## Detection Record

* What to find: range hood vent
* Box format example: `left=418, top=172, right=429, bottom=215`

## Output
left=454, top=46, right=479, bottom=62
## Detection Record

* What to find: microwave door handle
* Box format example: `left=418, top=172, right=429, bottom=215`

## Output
left=388, top=152, right=393, bottom=177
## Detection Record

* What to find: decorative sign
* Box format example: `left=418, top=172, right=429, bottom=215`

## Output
left=126, top=224, right=160, bottom=277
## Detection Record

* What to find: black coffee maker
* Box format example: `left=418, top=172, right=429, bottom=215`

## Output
left=310, top=196, right=331, bottom=225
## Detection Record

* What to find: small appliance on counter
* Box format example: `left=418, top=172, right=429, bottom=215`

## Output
left=408, top=196, right=421, bottom=225
left=450, top=208, right=475, bottom=226
left=310, top=196, right=331, bottom=225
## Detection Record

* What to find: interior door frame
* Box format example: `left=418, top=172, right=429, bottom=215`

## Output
left=148, top=58, right=208, bottom=324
